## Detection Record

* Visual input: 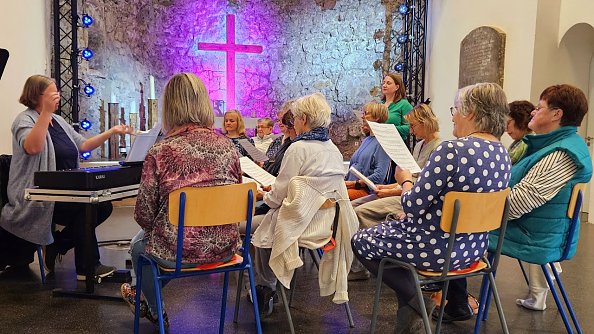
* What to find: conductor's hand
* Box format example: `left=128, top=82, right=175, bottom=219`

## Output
left=110, top=124, right=134, bottom=136
left=39, top=90, right=60, bottom=115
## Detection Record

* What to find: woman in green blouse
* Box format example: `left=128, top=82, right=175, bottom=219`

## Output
left=382, top=73, right=413, bottom=141
left=507, top=100, right=534, bottom=164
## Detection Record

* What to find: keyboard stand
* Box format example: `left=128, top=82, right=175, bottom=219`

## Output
left=25, top=184, right=139, bottom=301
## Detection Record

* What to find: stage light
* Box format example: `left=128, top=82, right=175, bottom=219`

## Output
left=81, top=48, right=94, bottom=60
left=397, top=34, right=408, bottom=44
left=81, top=151, right=92, bottom=160
left=80, top=118, right=92, bottom=130
left=399, top=4, right=409, bottom=15
left=83, top=83, right=95, bottom=96
left=394, top=63, right=405, bottom=72
left=82, top=14, right=93, bottom=28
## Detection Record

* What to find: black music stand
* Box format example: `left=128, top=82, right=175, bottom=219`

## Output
left=0, top=48, right=9, bottom=80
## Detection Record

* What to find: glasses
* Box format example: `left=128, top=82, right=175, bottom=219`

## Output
left=534, top=105, right=559, bottom=112
left=450, top=106, right=457, bottom=116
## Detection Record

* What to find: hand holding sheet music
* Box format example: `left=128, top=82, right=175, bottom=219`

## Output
left=239, top=139, right=269, bottom=162
left=349, top=166, right=378, bottom=192
left=239, top=157, right=276, bottom=187
left=366, top=121, right=422, bottom=173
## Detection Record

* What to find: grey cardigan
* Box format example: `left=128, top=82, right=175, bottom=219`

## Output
left=0, top=109, right=86, bottom=245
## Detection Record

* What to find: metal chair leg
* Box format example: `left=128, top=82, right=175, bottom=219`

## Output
left=518, top=259, right=529, bottom=286
left=549, top=263, right=582, bottom=334
left=247, top=266, right=263, bottom=334
left=542, top=265, right=574, bottom=334
left=370, top=261, right=385, bottom=334
left=474, top=274, right=491, bottom=334
left=233, top=269, right=245, bottom=323
left=434, top=279, right=450, bottom=333
left=344, top=301, right=355, bottom=328
left=36, top=246, right=45, bottom=284
left=220, top=272, right=230, bottom=334
left=278, top=283, right=295, bottom=334
left=488, top=273, right=509, bottom=334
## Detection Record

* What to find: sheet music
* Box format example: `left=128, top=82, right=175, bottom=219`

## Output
left=367, top=121, right=422, bottom=173
left=239, top=157, right=276, bottom=187
left=126, top=123, right=161, bottom=162
left=349, top=166, right=378, bottom=192
left=238, top=139, right=269, bottom=162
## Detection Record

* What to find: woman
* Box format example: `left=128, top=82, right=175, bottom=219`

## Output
left=344, top=102, right=391, bottom=200
left=382, top=73, right=413, bottom=141
left=353, top=103, right=442, bottom=229
left=0, top=74, right=130, bottom=278
left=352, top=83, right=511, bottom=333
left=120, top=73, right=242, bottom=329
left=507, top=100, right=534, bottom=164
left=223, top=109, right=255, bottom=159
left=251, top=93, right=358, bottom=316
left=263, top=100, right=298, bottom=176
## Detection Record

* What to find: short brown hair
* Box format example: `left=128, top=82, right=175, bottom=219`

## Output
left=404, top=103, right=439, bottom=133
left=363, top=102, right=388, bottom=123
left=508, top=100, right=534, bottom=132
left=384, top=72, right=407, bottom=101
left=223, top=110, right=247, bottom=136
left=540, top=84, right=588, bottom=127
left=162, top=72, right=214, bottom=131
left=257, top=117, right=274, bottom=128
left=19, top=75, right=54, bottom=109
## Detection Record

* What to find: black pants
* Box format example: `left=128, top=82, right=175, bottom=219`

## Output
left=51, top=202, right=113, bottom=272
left=0, top=227, right=37, bottom=267
left=354, top=243, right=469, bottom=310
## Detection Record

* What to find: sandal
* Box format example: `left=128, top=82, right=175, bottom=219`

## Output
left=146, top=307, right=170, bottom=330
left=120, top=283, right=149, bottom=318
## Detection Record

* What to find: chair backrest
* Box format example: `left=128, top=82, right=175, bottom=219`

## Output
left=561, top=183, right=587, bottom=261
left=0, top=154, right=11, bottom=209
left=168, top=182, right=257, bottom=227
left=440, top=188, right=511, bottom=233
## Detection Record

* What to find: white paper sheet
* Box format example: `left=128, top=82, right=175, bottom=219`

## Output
left=239, top=139, right=269, bottom=162
left=366, top=121, right=422, bottom=173
left=239, top=157, right=276, bottom=187
left=349, top=166, right=378, bottom=192
left=126, top=123, right=161, bottom=162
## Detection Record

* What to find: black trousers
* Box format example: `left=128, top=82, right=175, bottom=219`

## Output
left=0, top=227, right=37, bottom=267
left=51, top=202, right=113, bottom=272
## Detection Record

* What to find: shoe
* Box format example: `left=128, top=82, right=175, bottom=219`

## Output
left=121, top=283, right=149, bottom=318
left=146, top=307, right=170, bottom=330
left=516, top=288, right=548, bottom=311
left=255, top=285, right=275, bottom=317
left=76, top=263, right=116, bottom=281
left=347, top=269, right=371, bottom=281
left=43, top=244, right=60, bottom=272
left=421, top=282, right=442, bottom=292
left=433, top=303, right=473, bottom=323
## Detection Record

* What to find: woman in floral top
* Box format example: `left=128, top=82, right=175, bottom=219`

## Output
left=121, top=73, right=242, bottom=329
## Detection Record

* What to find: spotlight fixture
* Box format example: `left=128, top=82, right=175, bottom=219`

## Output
left=394, top=63, right=405, bottom=72
left=399, top=4, right=409, bottom=15
left=82, top=14, right=93, bottom=28
left=81, top=48, right=94, bottom=60
left=81, top=151, right=92, bottom=160
left=83, top=83, right=95, bottom=96
left=80, top=118, right=92, bottom=130
left=397, top=34, right=408, bottom=44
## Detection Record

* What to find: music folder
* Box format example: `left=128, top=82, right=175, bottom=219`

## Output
left=0, top=48, right=9, bottom=80
left=120, top=123, right=161, bottom=166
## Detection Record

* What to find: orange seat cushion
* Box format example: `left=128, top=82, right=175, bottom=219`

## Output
left=159, top=254, right=244, bottom=272
left=416, top=260, right=487, bottom=277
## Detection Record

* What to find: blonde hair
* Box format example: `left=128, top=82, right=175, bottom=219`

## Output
left=363, top=102, right=388, bottom=123
left=162, top=72, right=214, bottom=131
left=404, top=103, right=439, bottom=133
left=223, top=109, right=247, bottom=136
left=292, top=93, right=332, bottom=129
left=19, top=75, right=55, bottom=109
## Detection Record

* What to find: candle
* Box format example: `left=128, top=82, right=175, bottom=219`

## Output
left=111, top=92, right=117, bottom=104
left=130, top=100, right=136, bottom=114
left=149, top=75, right=156, bottom=100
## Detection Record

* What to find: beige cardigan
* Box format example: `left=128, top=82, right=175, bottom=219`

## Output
left=252, top=175, right=359, bottom=304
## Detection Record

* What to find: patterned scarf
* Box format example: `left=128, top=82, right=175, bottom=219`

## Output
left=293, top=127, right=329, bottom=142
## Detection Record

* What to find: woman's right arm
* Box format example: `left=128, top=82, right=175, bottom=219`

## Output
left=22, top=91, right=60, bottom=155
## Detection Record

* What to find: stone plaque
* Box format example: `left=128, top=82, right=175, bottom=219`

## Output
left=458, top=27, right=506, bottom=88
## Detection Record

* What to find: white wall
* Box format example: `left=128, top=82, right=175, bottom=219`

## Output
left=0, top=1, right=51, bottom=154
left=427, top=0, right=539, bottom=140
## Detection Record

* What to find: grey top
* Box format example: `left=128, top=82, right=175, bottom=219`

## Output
left=0, top=109, right=86, bottom=245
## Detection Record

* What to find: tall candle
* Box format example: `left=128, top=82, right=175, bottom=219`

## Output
left=130, top=100, right=136, bottom=114
left=149, top=75, right=156, bottom=100
left=111, top=92, right=117, bottom=104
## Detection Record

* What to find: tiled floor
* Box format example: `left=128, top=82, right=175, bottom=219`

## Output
left=1, top=205, right=593, bottom=333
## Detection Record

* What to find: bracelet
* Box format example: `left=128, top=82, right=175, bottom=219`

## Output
left=401, top=180, right=414, bottom=187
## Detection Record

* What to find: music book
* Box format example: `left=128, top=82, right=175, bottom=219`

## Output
left=349, top=166, right=378, bottom=192
left=366, top=121, right=422, bottom=173
left=239, top=139, right=269, bottom=162
left=124, top=123, right=161, bottom=165
left=239, top=157, right=276, bottom=187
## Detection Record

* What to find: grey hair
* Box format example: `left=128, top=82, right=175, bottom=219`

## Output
left=455, top=82, right=509, bottom=138
left=292, top=92, right=332, bottom=129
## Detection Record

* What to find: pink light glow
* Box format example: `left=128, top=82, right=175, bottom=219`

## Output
left=198, top=14, right=263, bottom=110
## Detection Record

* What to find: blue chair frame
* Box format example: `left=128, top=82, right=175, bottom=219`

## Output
left=477, top=184, right=585, bottom=334
left=133, top=183, right=262, bottom=334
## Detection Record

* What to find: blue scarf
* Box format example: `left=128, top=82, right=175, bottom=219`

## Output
left=293, top=127, right=330, bottom=142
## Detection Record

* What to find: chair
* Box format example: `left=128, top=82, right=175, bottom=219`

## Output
left=370, top=188, right=511, bottom=334
left=478, top=183, right=587, bottom=334
left=133, top=182, right=261, bottom=334
left=276, top=198, right=355, bottom=334
left=0, top=154, right=45, bottom=284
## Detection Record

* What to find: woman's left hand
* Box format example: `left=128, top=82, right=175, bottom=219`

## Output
left=110, top=124, right=134, bottom=135
left=394, top=166, right=413, bottom=185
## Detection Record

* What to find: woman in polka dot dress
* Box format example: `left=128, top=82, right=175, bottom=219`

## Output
left=352, top=83, right=512, bottom=333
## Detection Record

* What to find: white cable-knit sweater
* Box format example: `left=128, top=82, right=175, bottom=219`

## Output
left=252, top=175, right=359, bottom=304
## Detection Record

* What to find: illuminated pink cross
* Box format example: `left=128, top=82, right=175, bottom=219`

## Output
left=198, top=14, right=263, bottom=110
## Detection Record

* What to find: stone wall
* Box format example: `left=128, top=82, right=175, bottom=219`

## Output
left=76, top=0, right=403, bottom=159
